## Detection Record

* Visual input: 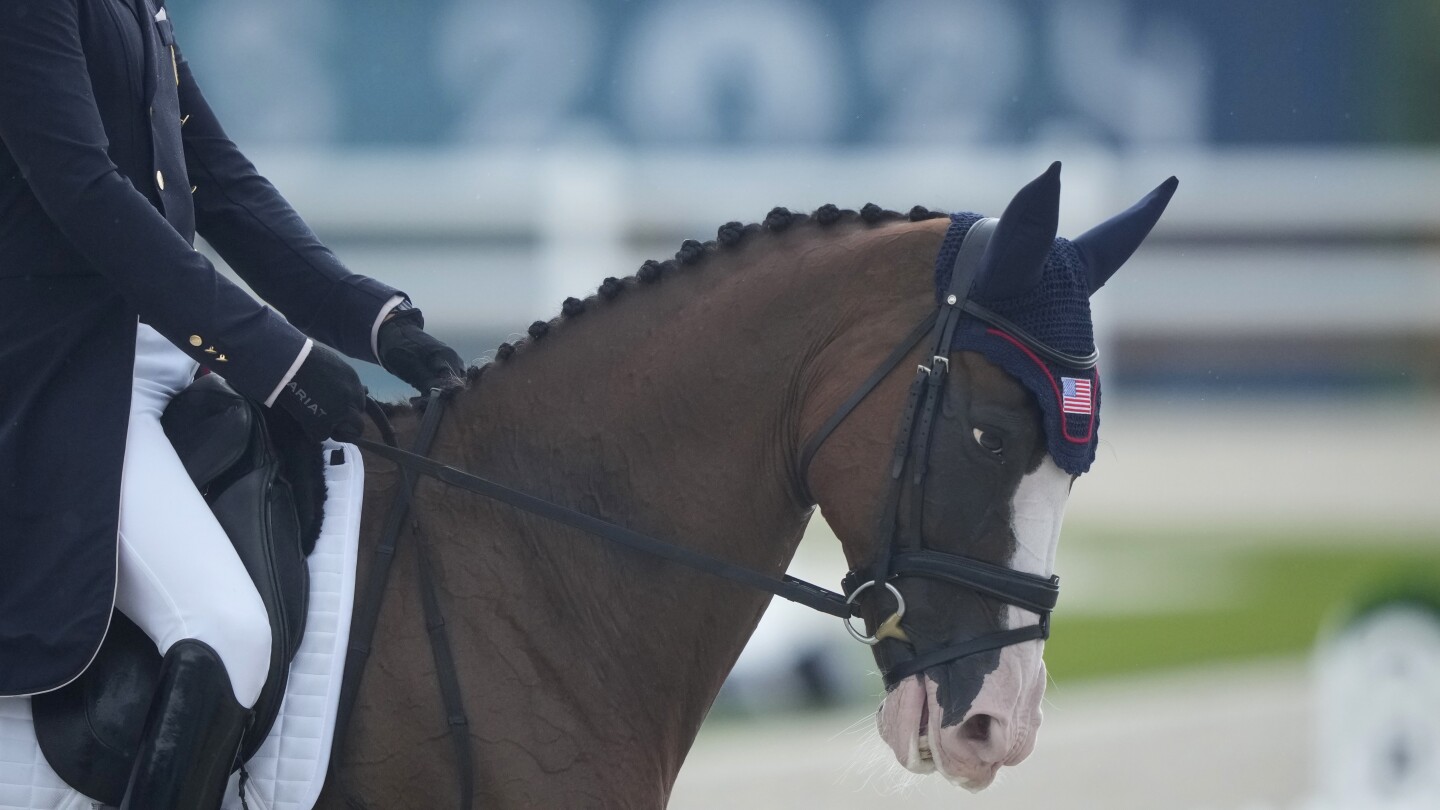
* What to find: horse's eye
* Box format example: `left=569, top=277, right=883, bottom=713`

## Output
left=973, top=428, right=1004, bottom=454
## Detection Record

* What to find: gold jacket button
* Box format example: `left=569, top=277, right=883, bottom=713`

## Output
left=156, top=170, right=165, bottom=191
left=189, top=335, right=202, bottom=347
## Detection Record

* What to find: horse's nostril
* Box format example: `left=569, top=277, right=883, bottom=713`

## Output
left=961, top=713, right=994, bottom=743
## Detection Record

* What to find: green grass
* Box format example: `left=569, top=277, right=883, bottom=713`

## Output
left=1045, top=531, right=1440, bottom=682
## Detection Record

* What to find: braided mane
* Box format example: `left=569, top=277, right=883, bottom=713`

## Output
left=462, top=203, right=950, bottom=386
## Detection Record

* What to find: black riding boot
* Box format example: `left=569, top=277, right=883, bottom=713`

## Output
left=119, top=639, right=251, bottom=810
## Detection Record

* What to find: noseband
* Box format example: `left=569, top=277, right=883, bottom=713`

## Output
left=798, top=218, right=1076, bottom=688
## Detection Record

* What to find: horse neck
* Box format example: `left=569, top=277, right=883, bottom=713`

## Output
left=395, top=218, right=945, bottom=800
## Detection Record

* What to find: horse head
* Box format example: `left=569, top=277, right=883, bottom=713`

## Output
left=806, top=164, right=1177, bottom=790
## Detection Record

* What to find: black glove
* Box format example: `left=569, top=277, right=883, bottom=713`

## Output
left=273, top=342, right=367, bottom=442
left=377, top=307, right=465, bottom=395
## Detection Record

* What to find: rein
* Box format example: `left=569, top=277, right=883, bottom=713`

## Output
left=348, top=410, right=858, bottom=619
left=332, top=390, right=474, bottom=810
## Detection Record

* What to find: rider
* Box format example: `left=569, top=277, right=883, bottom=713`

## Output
left=0, top=1, right=465, bottom=807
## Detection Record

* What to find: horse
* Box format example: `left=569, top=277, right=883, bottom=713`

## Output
left=319, top=164, right=1176, bottom=808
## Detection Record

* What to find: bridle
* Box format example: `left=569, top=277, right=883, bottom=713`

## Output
left=330, top=216, right=1084, bottom=800
left=797, top=216, right=1078, bottom=687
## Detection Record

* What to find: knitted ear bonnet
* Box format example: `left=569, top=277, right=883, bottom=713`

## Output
left=936, top=213, right=1100, bottom=474
left=929, top=165, right=1179, bottom=475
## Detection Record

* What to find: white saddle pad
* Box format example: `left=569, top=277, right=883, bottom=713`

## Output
left=0, top=441, right=365, bottom=810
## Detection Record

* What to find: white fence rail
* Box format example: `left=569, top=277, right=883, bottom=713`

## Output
left=203, top=146, right=1440, bottom=403
left=226, top=148, right=1440, bottom=338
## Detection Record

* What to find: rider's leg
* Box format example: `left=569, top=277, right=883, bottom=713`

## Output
left=114, top=325, right=272, bottom=809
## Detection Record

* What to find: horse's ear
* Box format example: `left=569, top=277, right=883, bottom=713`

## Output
left=976, top=161, right=1062, bottom=300
left=1074, top=176, right=1179, bottom=295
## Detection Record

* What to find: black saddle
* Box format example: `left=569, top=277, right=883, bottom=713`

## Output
left=32, top=374, right=328, bottom=806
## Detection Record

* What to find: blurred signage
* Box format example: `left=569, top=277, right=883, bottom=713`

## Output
left=174, top=0, right=1424, bottom=147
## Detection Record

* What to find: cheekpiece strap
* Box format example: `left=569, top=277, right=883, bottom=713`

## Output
left=875, top=217, right=997, bottom=579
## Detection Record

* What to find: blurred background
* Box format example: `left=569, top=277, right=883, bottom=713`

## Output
left=175, top=0, right=1440, bottom=807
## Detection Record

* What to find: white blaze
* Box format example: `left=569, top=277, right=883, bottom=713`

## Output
left=1006, top=456, right=1071, bottom=580
left=950, top=456, right=1072, bottom=772
left=876, top=457, right=1076, bottom=786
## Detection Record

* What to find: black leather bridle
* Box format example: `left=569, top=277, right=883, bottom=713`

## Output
left=797, top=217, right=1074, bottom=687
left=330, top=217, right=1082, bottom=800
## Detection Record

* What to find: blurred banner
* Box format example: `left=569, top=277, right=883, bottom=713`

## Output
left=171, top=0, right=1440, bottom=411
left=174, top=0, right=1439, bottom=148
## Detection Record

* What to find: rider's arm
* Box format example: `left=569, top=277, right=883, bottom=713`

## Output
left=0, top=0, right=307, bottom=403
left=174, top=38, right=405, bottom=366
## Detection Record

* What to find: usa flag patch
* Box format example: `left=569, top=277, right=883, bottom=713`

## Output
left=1061, top=376, right=1093, bottom=415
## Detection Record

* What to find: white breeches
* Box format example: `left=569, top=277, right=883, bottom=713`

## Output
left=116, top=325, right=271, bottom=708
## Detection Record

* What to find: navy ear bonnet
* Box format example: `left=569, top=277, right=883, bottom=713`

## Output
left=936, top=213, right=1100, bottom=475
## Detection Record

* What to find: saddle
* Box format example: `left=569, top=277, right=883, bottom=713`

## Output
left=31, top=374, right=326, bottom=806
